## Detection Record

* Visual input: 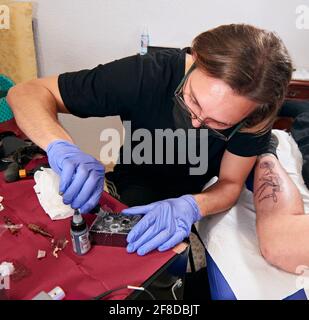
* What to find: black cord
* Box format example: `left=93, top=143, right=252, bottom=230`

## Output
left=93, top=286, right=127, bottom=300
left=92, top=285, right=156, bottom=300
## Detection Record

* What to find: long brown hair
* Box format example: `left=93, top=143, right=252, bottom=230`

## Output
left=192, top=24, right=293, bottom=134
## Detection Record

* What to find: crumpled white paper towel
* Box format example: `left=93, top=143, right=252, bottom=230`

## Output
left=33, top=167, right=74, bottom=220
left=197, top=130, right=309, bottom=300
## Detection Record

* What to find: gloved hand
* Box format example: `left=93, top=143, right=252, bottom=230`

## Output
left=46, top=140, right=105, bottom=213
left=122, top=195, right=203, bottom=256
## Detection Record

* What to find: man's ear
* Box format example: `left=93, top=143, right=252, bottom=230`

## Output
left=191, top=50, right=197, bottom=62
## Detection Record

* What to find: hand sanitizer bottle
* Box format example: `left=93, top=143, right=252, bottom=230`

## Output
left=140, top=26, right=149, bottom=55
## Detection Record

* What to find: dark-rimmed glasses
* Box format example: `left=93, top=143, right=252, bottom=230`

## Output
left=173, top=64, right=245, bottom=141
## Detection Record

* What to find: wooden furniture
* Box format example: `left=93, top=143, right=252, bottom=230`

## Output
left=274, top=80, right=309, bottom=130
left=286, top=80, right=309, bottom=101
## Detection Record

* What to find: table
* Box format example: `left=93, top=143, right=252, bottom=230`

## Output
left=0, top=158, right=188, bottom=300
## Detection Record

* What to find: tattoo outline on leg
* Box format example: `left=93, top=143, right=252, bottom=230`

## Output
left=255, top=160, right=282, bottom=203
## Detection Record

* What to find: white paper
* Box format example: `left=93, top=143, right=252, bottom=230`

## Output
left=33, top=168, right=74, bottom=220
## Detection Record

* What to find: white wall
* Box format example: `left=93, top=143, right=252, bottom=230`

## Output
left=27, top=0, right=309, bottom=159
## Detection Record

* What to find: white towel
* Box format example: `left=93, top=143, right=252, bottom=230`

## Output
left=33, top=168, right=74, bottom=220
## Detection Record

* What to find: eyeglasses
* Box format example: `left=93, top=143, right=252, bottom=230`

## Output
left=174, top=64, right=245, bottom=141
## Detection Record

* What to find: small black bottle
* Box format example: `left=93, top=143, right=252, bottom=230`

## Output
left=70, top=210, right=91, bottom=255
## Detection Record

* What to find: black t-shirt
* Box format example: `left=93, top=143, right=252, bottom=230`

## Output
left=58, top=48, right=271, bottom=193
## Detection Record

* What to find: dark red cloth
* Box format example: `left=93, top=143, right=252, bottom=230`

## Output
left=0, top=118, right=26, bottom=138
left=0, top=159, right=175, bottom=300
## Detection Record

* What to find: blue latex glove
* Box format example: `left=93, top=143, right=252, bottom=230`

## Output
left=46, top=140, right=105, bottom=213
left=122, top=195, right=202, bottom=256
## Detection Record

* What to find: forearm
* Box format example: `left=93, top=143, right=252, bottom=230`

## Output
left=254, top=154, right=308, bottom=273
left=194, top=179, right=242, bottom=216
left=7, top=82, right=73, bottom=150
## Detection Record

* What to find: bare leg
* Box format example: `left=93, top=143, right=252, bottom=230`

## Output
left=254, top=153, right=309, bottom=273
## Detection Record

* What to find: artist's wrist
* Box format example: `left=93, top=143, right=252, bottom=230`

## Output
left=193, top=193, right=207, bottom=217
left=46, top=139, right=77, bottom=154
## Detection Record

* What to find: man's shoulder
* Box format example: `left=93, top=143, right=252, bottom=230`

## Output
left=145, top=47, right=186, bottom=66
left=94, top=47, right=185, bottom=81
left=147, top=47, right=183, bottom=58
left=227, top=129, right=272, bottom=157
